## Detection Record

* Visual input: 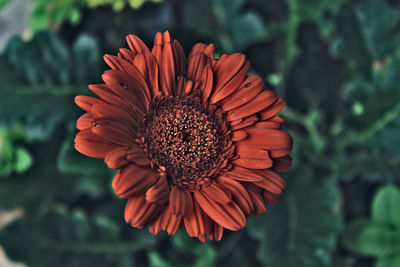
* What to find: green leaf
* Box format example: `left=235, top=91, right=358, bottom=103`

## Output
left=171, top=231, right=216, bottom=267
left=0, top=209, right=141, bottom=267
left=183, top=0, right=268, bottom=51
left=13, top=147, right=33, bottom=174
left=376, top=255, right=400, bottom=267
left=148, top=251, right=172, bottom=267
left=0, top=32, right=101, bottom=140
left=29, top=0, right=85, bottom=31
left=372, top=186, right=400, bottom=226
left=247, top=178, right=342, bottom=267
left=343, top=219, right=400, bottom=258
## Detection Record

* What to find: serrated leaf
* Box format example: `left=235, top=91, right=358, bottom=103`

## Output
left=247, top=178, right=342, bottom=267
left=0, top=209, right=140, bottom=267
left=372, top=186, right=400, bottom=226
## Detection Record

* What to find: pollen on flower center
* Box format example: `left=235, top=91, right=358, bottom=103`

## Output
left=143, top=93, right=228, bottom=188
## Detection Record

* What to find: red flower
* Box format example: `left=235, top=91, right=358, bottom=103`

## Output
left=75, top=31, right=292, bottom=242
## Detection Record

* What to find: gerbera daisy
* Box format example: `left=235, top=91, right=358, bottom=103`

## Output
left=75, top=31, right=292, bottom=242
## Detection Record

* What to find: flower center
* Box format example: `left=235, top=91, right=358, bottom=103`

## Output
left=143, top=93, right=228, bottom=189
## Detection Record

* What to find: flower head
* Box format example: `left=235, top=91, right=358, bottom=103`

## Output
left=75, top=31, right=292, bottom=242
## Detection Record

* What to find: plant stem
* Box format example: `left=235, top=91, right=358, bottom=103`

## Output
left=339, top=102, right=400, bottom=149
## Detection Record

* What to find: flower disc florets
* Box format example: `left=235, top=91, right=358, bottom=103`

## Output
left=143, top=92, right=231, bottom=190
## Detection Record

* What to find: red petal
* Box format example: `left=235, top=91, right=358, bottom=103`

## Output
left=88, top=84, right=134, bottom=116
left=91, top=119, right=135, bottom=146
left=90, top=102, right=139, bottom=131
left=112, top=164, right=159, bottom=198
left=126, top=34, right=151, bottom=54
left=231, top=130, right=248, bottom=142
left=118, top=48, right=136, bottom=62
left=239, top=128, right=292, bottom=150
left=223, top=165, right=264, bottom=182
left=230, top=115, right=259, bottom=131
left=273, top=156, right=292, bottom=172
left=226, top=90, right=278, bottom=121
left=146, top=174, right=170, bottom=204
left=263, top=191, right=279, bottom=205
left=132, top=52, right=160, bottom=97
left=208, top=222, right=223, bottom=241
left=247, top=188, right=266, bottom=216
left=76, top=113, right=93, bottom=130
left=259, top=96, right=286, bottom=121
left=104, top=55, right=151, bottom=100
left=210, top=58, right=249, bottom=104
left=126, top=146, right=151, bottom=166
left=200, top=181, right=231, bottom=204
left=169, top=186, right=194, bottom=218
left=105, top=147, right=129, bottom=169
left=194, top=190, right=246, bottom=231
left=102, top=71, right=148, bottom=113
left=75, top=95, right=104, bottom=112
left=217, top=176, right=254, bottom=216
left=211, top=53, right=246, bottom=100
left=149, top=206, right=181, bottom=235
left=221, top=75, right=264, bottom=111
left=233, top=145, right=273, bottom=169
left=253, top=121, right=281, bottom=130
left=252, top=169, right=286, bottom=195
left=74, top=129, right=118, bottom=158
left=124, top=194, right=163, bottom=228
left=189, top=43, right=214, bottom=60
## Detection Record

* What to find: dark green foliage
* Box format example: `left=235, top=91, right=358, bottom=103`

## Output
left=248, top=177, right=342, bottom=267
left=343, top=186, right=400, bottom=267
left=0, top=32, right=101, bottom=140
left=1, top=0, right=400, bottom=266
left=183, top=0, right=267, bottom=52
left=0, top=208, right=142, bottom=267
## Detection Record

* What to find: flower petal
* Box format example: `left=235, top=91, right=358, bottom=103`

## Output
left=105, top=147, right=129, bottom=169
left=76, top=113, right=93, bottom=130
left=146, top=174, right=170, bottom=204
left=233, top=145, right=273, bottom=169
left=126, top=146, right=151, bottom=166
left=210, top=57, right=249, bottom=104
left=148, top=205, right=181, bottom=235
left=200, top=181, right=232, bottom=204
left=194, top=190, right=246, bottom=231
left=226, top=90, right=278, bottom=121
left=126, top=34, right=151, bottom=54
left=74, top=129, right=118, bottom=159
left=221, top=75, right=264, bottom=111
left=104, top=54, right=151, bottom=101
left=259, top=96, right=286, bottom=121
left=91, top=118, right=135, bottom=146
left=231, top=130, right=248, bottom=142
left=75, top=95, right=104, bottom=112
left=217, top=176, right=254, bottom=216
left=251, top=169, right=287, bottom=195
left=112, top=164, right=159, bottom=198
left=239, top=128, right=293, bottom=151
left=273, top=156, right=292, bottom=172
left=223, top=165, right=264, bottom=182
left=124, top=194, right=164, bottom=228
left=169, top=186, right=194, bottom=218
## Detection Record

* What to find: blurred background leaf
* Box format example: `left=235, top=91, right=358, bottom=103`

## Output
left=1, top=0, right=400, bottom=266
